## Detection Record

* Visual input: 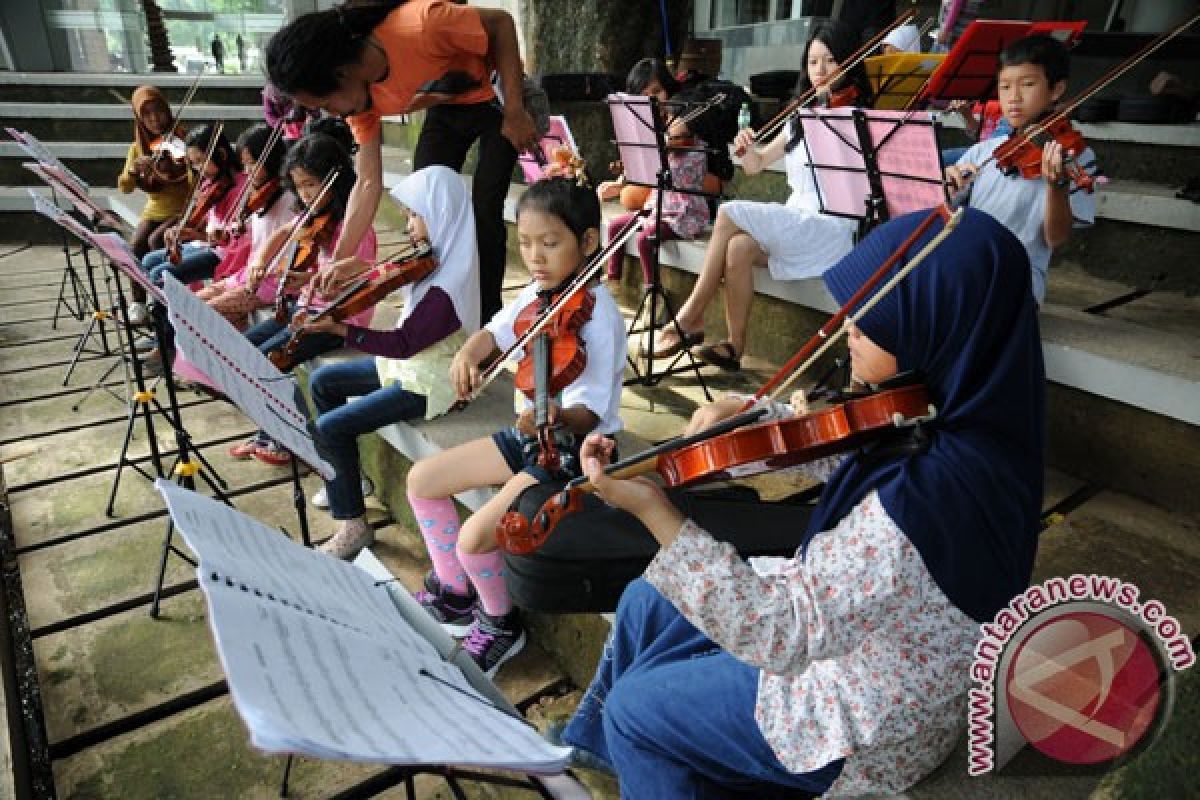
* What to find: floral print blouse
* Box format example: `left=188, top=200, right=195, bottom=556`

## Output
left=644, top=469, right=981, bottom=795
left=646, top=136, right=711, bottom=240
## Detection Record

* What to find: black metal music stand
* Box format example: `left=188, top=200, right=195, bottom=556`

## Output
left=607, top=93, right=714, bottom=400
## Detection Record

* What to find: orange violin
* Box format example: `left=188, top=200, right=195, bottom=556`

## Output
left=993, top=116, right=1095, bottom=193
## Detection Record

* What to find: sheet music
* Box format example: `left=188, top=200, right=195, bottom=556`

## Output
left=608, top=92, right=663, bottom=186
left=161, top=275, right=334, bottom=480
left=157, top=481, right=572, bottom=772
left=23, top=162, right=102, bottom=222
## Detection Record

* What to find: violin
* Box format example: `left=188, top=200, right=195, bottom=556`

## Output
left=268, top=242, right=438, bottom=372
left=133, top=134, right=189, bottom=193
left=512, top=282, right=596, bottom=475
left=495, top=205, right=966, bottom=554
left=169, top=174, right=231, bottom=263
left=824, top=84, right=860, bottom=109
left=495, top=382, right=936, bottom=555
left=994, top=116, right=1094, bottom=193
left=273, top=209, right=336, bottom=325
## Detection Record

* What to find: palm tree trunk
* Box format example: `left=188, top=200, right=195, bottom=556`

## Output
left=140, top=0, right=177, bottom=72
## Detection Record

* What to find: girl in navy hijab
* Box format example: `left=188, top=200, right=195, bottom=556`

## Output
left=564, top=208, right=1044, bottom=797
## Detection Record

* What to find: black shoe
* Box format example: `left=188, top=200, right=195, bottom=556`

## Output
left=462, top=608, right=526, bottom=678
left=414, top=572, right=476, bottom=636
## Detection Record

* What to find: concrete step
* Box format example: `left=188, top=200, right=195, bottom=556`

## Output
left=0, top=71, right=264, bottom=106
left=0, top=102, right=263, bottom=145
left=0, top=141, right=138, bottom=189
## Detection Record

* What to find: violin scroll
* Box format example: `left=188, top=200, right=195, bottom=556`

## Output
left=496, top=486, right=584, bottom=555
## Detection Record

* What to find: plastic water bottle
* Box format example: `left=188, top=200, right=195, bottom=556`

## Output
left=737, top=102, right=752, bottom=131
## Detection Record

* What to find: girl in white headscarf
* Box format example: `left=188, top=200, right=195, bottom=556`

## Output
left=303, top=165, right=480, bottom=558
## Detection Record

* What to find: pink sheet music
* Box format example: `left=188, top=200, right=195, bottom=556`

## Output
left=608, top=93, right=663, bottom=187
left=799, top=108, right=946, bottom=219
left=517, top=116, right=578, bottom=183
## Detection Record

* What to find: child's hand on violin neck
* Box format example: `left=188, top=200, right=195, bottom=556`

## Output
left=581, top=434, right=679, bottom=540
left=1041, top=139, right=1069, bottom=187
left=516, top=403, right=560, bottom=437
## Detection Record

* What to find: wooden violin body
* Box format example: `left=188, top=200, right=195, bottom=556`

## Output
left=496, top=383, right=937, bottom=555
left=513, top=286, right=595, bottom=400
left=994, top=117, right=1094, bottom=193
left=133, top=135, right=189, bottom=193
left=658, top=383, right=934, bottom=486
left=269, top=243, right=438, bottom=373
left=169, top=175, right=230, bottom=263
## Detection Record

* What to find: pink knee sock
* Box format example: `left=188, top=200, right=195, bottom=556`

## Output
left=458, top=549, right=512, bottom=617
left=407, top=493, right=469, bottom=594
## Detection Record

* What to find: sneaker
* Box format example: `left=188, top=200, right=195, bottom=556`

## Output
left=228, top=434, right=266, bottom=459
left=414, top=572, right=476, bottom=636
left=311, top=476, right=374, bottom=510
left=253, top=439, right=292, bottom=466
left=126, top=302, right=149, bottom=326
left=462, top=608, right=526, bottom=678
left=318, top=517, right=374, bottom=560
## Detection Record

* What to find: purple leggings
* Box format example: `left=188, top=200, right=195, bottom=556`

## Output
left=607, top=213, right=681, bottom=283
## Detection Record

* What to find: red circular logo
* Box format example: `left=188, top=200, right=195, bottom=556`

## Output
left=1005, top=611, right=1163, bottom=765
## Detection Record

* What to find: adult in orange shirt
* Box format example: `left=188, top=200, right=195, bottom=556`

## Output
left=265, top=0, right=537, bottom=322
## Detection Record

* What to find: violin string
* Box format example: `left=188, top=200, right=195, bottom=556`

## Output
left=149, top=71, right=202, bottom=171
left=257, top=169, right=339, bottom=296
left=221, top=120, right=285, bottom=230
left=750, top=8, right=917, bottom=148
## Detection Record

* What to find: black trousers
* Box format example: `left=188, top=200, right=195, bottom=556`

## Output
left=413, top=101, right=517, bottom=324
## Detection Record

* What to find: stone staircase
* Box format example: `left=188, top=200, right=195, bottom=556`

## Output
left=0, top=72, right=265, bottom=239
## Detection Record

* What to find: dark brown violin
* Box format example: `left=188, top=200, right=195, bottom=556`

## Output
left=513, top=282, right=596, bottom=474
left=268, top=241, right=438, bottom=372
left=272, top=209, right=336, bottom=326
left=133, top=134, right=190, bottom=194
left=169, top=174, right=231, bottom=263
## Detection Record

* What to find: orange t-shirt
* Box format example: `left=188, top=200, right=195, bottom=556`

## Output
left=347, top=0, right=494, bottom=145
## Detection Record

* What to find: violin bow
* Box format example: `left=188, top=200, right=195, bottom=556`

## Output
left=734, top=205, right=962, bottom=415
left=738, top=8, right=917, bottom=156
left=303, top=236, right=432, bottom=325
left=220, top=120, right=285, bottom=231
left=458, top=209, right=650, bottom=405
left=174, top=120, right=224, bottom=236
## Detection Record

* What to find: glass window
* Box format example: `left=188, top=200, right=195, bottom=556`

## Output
left=711, top=0, right=773, bottom=28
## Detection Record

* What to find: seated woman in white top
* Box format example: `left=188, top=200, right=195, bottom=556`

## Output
left=649, top=21, right=869, bottom=372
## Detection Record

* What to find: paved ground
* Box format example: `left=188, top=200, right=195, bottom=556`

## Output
left=1, top=238, right=1196, bottom=799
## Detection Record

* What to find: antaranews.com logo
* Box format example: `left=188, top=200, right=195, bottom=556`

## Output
left=968, top=574, right=1195, bottom=774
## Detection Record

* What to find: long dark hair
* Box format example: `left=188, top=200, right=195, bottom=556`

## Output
left=235, top=123, right=287, bottom=180
left=282, top=132, right=357, bottom=220
left=265, top=1, right=405, bottom=97
left=185, top=123, right=237, bottom=184
left=787, top=21, right=873, bottom=152
left=792, top=21, right=873, bottom=104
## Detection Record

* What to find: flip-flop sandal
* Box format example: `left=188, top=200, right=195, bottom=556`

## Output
left=641, top=328, right=704, bottom=359
left=697, top=341, right=742, bottom=372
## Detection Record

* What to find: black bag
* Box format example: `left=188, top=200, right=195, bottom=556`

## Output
left=503, top=483, right=817, bottom=613
left=540, top=72, right=622, bottom=102
left=677, top=79, right=759, bottom=181
left=1117, top=94, right=1193, bottom=124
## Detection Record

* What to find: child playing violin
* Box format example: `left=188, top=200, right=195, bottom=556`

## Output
left=228, top=130, right=378, bottom=467
left=944, top=34, right=1098, bottom=304
left=651, top=21, right=871, bottom=372
left=597, top=60, right=711, bottom=284
left=118, top=85, right=191, bottom=323
left=562, top=208, right=1045, bottom=797
left=300, top=166, right=480, bottom=558
left=140, top=123, right=245, bottom=289
left=196, top=123, right=293, bottom=330
left=404, top=176, right=628, bottom=676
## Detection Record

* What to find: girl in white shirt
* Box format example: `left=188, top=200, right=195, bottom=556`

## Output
left=405, top=176, right=628, bottom=678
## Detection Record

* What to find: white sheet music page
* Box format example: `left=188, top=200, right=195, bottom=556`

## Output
left=157, top=481, right=572, bottom=772
left=160, top=274, right=333, bottom=480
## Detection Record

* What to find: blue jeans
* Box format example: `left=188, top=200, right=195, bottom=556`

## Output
left=564, top=579, right=843, bottom=798
left=309, top=358, right=426, bottom=519
left=142, top=243, right=219, bottom=287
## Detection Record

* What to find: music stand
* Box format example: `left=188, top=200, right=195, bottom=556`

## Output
left=918, top=20, right=1087, bottom=120
left=797, top=107, right=949, bottom=238
left=864, top=52, right=947, bottom=110
left=516, top=115, right=579, bottom=183
left=607, top=92, right=714, bottom=399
